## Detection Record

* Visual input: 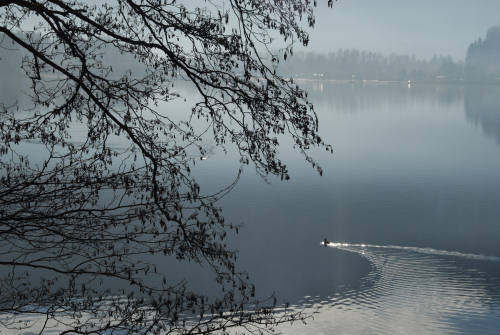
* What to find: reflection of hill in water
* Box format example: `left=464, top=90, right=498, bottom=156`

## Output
left=465, top=86, right=500, bottom=144
left=299, top=81, right=463, bottom=113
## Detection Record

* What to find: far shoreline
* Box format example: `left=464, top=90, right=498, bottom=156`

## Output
left=290, top=77, right=500, bottom=87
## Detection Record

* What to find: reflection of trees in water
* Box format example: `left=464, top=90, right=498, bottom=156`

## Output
left=465, top=86, right=500, bottom=144
left=300, top=82, right=463, bottom=113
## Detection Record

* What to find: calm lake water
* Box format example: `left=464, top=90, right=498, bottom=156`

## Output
left=189, top=83, right=500, bottom=334
left=5, top=82, right=500, bottom=334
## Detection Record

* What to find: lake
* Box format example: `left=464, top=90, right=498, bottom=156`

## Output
left=188, top=82, right=500, bottom=334
left=3, top=82, right=500, bottom=334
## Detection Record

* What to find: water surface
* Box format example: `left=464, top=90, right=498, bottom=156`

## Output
left=206, top=83, right=500, bottom=334
left=6, top=82, right=500, bottom=334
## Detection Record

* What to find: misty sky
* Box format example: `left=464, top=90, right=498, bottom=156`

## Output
left=303, top=0, right=500, bottom=60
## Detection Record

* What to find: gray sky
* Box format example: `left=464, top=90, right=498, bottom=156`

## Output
left=302, top=0, right=500, bottom=60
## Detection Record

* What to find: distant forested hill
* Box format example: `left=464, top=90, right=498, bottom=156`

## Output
left=466, top=25, right=500, bottom=82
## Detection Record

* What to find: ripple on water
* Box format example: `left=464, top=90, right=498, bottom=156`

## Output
left=280, top=242, right=500, bottom=334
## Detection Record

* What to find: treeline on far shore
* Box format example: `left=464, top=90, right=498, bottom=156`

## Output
left=279, top=25, right=500, bottom=84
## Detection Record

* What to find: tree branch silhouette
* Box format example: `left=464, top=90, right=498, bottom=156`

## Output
left=0, top=0, right=332, bottom=334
